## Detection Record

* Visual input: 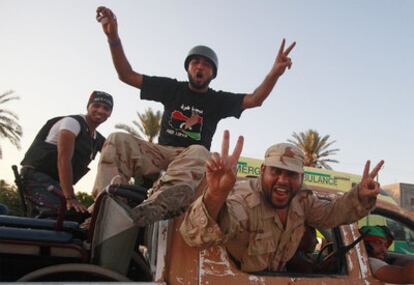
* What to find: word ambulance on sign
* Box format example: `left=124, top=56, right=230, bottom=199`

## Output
left=237, top=156, right=362, bottom=192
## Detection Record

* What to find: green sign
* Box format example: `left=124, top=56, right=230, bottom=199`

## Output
left=304, top=171, right=338, bottom=187
left=237, top=161, right=261, bottom=176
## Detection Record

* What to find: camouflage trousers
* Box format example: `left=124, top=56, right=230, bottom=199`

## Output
left=92, top=132, right=210, bottom=199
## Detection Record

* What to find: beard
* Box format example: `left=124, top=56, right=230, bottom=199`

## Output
left=370, top=247, right=386, bottom=260
left=261, top=175, right=301, bottom=209
left=263, top=187, right=298, bottom=209
left=188, top=73, right=212, bottom=90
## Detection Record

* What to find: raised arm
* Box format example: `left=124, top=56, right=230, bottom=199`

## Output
left=203, top=130, right=244, bottom=220
left=242, top=39, right=296, bottom=109
left=306, top=160, right=384, bottom=228
left=96, top=6, right=143, bottom=88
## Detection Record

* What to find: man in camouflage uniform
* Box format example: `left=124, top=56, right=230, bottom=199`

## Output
left=180, top=130, right=384, bottom=272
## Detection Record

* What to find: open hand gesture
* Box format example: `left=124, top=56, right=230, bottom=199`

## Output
left=273, top=39, right=296, bottom=76
left=66, top=197, right=88, bottom=213
left=357, top=160, right=385, bottom=204
left=206, top=130, right=244, bottom=200
left=96, top=6, right=119, bottom=40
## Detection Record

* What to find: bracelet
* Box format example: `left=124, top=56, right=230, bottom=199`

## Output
left=65, top=195, right=77, bottom=200
left=108, top=38, right=121, bottom=48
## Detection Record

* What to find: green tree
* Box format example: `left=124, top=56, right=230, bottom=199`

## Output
left=0, top=90, right=23, bottom=159
left=0, top=179, right=23, bottom=216
left=115, top=107, right=162, bottom=143
left=76, top=192, right=94, bottom=208
left=288, top=129, right=339, bottom=169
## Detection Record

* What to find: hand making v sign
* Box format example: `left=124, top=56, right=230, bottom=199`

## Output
left=204, top=130, right=244, bottom=220
left=273, top=38, right=296, bottom=76
left=357, top=160, right=385, bottom=204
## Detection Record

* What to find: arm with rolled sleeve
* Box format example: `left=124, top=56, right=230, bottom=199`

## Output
left=180, top=194, right=234, bottom=248
left=181, top=130, right=245, bottom=247
left=180, top=182, right=253, bottom=248
left=304, top=184, right=376, bottom=228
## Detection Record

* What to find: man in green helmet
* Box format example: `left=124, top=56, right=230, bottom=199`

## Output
left=93, top=6, right=296, bottom=226
left=360, top=225, right=414, bottom=284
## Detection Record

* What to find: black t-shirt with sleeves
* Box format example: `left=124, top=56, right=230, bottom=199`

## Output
left=141, top=75, right=246, bottom=150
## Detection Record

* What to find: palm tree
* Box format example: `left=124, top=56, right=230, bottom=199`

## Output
left=287, top=129, right=339, bottom=169
left=0, top=90, right=22, bottom=159
left=115, top=107, right=162, bottom=143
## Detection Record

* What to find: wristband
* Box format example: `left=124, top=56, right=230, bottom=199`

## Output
left=108, top=38, right=121, bottom=48
left=65, top=194, right=77, bottom=200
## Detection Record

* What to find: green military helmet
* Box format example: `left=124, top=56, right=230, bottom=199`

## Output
left=184, top=45, right=218, bottom=78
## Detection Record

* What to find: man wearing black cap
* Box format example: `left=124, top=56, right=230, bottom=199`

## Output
left=21, top=91, right=113, bottom=216
left=93, top=6, right=295, bottom=226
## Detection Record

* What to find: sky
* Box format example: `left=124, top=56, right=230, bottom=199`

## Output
left=1, top=0, right=413, bottom=194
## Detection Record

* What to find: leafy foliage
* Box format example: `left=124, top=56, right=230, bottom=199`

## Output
left=288, top=129, right=339, bottom=169
left=0, top=179, right=23, bottom=216
left=115, top=107, right=162, bottom=143
left=0, top=90, right=23, bottom=159
left=76, top=191, right=94, bottom=208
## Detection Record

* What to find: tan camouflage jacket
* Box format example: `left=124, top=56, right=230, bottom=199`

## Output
left=180, top=178, right=375, bottom=272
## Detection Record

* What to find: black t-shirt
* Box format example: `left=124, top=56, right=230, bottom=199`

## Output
left=141, top=75, right=246, bottom=150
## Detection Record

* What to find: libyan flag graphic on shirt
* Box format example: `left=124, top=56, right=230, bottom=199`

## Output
left=169, top=110, right=203, bottom=140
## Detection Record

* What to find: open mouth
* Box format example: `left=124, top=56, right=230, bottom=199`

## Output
left=196, top=71, right=203, bottom=79
left=272, top=187, right=289, bottom=200
left=274, top=187, right=288, bottom=194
